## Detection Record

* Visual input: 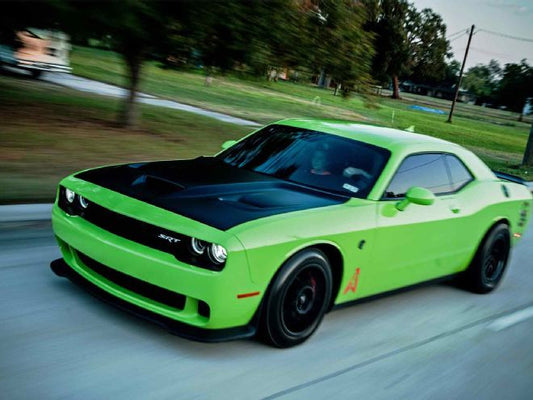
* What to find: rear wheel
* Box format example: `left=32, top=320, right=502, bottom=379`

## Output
left=261, top=249, right=332, bottom=348
left=463, top=223, right=510, bottom=294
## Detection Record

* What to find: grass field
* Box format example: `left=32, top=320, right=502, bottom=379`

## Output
left=0, top=74, right=251, bottom=203
left=1, top=45, right=532, bottom=203
left=69, top=46, right=533, bottom=176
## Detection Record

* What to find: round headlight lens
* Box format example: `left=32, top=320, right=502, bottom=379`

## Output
left=190, top=238, right=207, bottom=255
left=208, top=243, right=227, bottom=264
left=79, top=196, right=89, bottom=209
left=65, top=188, right=75, bottom=203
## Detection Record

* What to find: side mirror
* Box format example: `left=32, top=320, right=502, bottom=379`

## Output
left=396, top=186, right=435, bottom=211
left=221, top=140, right=237, bottom=150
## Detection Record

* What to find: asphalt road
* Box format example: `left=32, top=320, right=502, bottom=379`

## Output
left=1, top=220, right=533, bottom=400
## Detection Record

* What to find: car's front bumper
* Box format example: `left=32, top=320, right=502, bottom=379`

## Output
left=50, top=258, right=257, bottom=342
left=51, top=180, right=265, bottom=339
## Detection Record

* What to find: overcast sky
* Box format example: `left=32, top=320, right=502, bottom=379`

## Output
left=411, top=0, right=533, bottom=69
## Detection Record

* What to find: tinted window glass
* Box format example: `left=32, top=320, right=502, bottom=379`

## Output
left=445, top=155, right=473, bottom=191
left=384, top=154, right=451, bottom=198
left=218, top=124, right=390, bottom=198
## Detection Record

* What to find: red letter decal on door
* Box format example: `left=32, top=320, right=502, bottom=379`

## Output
left=343, top=267, right=360, bottom=295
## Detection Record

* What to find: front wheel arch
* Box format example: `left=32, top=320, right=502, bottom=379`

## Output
left=256, top=243, right=343, bottom=318
left=312, top=244, right=343, bottom=310
left=258, top=247, right=333, bottom=347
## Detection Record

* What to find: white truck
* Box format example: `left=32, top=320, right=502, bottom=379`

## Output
left=0, top=28, right=71, bottom=78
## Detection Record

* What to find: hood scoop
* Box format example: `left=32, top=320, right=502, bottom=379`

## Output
left=239, top=192, right=305, bottom=209
left=132, top=174, right=185, bottom=196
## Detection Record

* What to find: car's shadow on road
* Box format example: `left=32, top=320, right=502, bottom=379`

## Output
left=48, top=276, right=271, bottom=357
left=48, top=269, right=473, bottom=361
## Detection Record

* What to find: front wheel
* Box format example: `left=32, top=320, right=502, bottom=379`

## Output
left=463, top=223, right=510, bottom=294
left=261, top=249, right=332, bottom=348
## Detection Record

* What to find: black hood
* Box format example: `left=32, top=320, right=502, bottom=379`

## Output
left=76, top=157, right=346, bottom=230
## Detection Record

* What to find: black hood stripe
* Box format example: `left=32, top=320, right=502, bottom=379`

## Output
left=76, top=157, right=346, bottom=230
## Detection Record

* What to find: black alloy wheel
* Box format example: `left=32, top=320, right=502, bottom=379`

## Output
left=464, top=223, right=510, bottom=294
left=481, top=234, right=507, bottom=286
left=261, top=249, right=332, bottom=348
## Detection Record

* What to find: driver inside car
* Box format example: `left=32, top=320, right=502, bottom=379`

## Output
left=310, top=148, right=332, bottom=176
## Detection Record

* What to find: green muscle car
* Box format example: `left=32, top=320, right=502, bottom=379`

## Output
left=50, top=119, right=532, bottom=347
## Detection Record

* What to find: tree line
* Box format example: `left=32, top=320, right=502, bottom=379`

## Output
left=2, top=0, right=456, bottom=124
left=463, top=59, right=533, bottom=118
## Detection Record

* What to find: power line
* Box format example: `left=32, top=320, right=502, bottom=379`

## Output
left=477, top=28, right=533, bottom=43
left=449, top=32, right=468, bottom=43
left=446, top=28, right=469, bottom=40
left=468, top=46, right=516, bottom=58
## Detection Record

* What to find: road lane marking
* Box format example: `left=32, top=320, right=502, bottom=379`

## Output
left=487, top=306, right=533, bottom=332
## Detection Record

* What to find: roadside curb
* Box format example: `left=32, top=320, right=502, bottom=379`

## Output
left=0, top=204, right=53, bottom=222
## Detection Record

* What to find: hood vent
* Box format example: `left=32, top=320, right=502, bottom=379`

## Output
left=132, top=175, right=185, bottom=196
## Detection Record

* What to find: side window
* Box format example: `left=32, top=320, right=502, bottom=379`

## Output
left=445, top=155, right=473, bottom=191
left=384, top=153, right=451, bottom=198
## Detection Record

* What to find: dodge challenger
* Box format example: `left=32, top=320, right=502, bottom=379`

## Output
left=50, top=120, right=532, bottom=347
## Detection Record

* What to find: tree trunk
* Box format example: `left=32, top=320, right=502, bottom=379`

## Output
left=523, top=121, right=533, bottom=166
left=120, top=52, right=142, bottom=128
left=391, top=75, right=401, bottom=99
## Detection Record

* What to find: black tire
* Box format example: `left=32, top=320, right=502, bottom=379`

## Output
left=261, top=249, right=332, bottom=348
left=463, top=223, right=510, bottom=294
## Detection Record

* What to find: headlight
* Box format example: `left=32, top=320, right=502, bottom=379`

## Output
left=65, top=188, right=75, bottom=203
left=190, top=238, right=207, bottom=255
left=208, top=243, right=227, bottom=264
left=79, top=196, right=89, bottom=209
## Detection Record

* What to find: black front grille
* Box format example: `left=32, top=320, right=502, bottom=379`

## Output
left=58, top=187, right=185, bottom=254
left=76, top=250, right=186, bottom=311
left=57, top=186, right=226, bottom=271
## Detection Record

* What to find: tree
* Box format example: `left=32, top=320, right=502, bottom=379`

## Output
left=442, top=59, right=461, bottom=85
left=0, top=1, right=58, bottom=43
left=184, top=0, right=374, bottom=95
left=185, top=0, right=306, bottom=77
left=364, top=0, right=410, bottom=98
left=303, top=0, right=375, bottom=94
left=495, top=60, right=533, bottom=164
left=409, top=8, right=450, bottom=84
left=363, top=0, right=450, bottom=98
left=462, top=60, right=501, bottom=105
left=497, top=60, right=533, bottom=120
left=63, top=1, right=180, bottom=127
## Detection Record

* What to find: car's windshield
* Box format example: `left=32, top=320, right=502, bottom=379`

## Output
left=217, top=124, right=390, bottom=198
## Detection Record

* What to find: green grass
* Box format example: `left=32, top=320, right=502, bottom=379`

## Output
left=0, top=74, right=251, bottom=203
left=69, top=46, right=533, bottom=179
left=1, top=44, right=532, bottom=203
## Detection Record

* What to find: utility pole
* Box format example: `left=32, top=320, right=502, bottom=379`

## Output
left=523, top=120, right=533, bottom=166
left=448, top=24, right=475, bottom=123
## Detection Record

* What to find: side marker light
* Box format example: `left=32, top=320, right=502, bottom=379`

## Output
left=237, top=291, right=260, bottom=299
